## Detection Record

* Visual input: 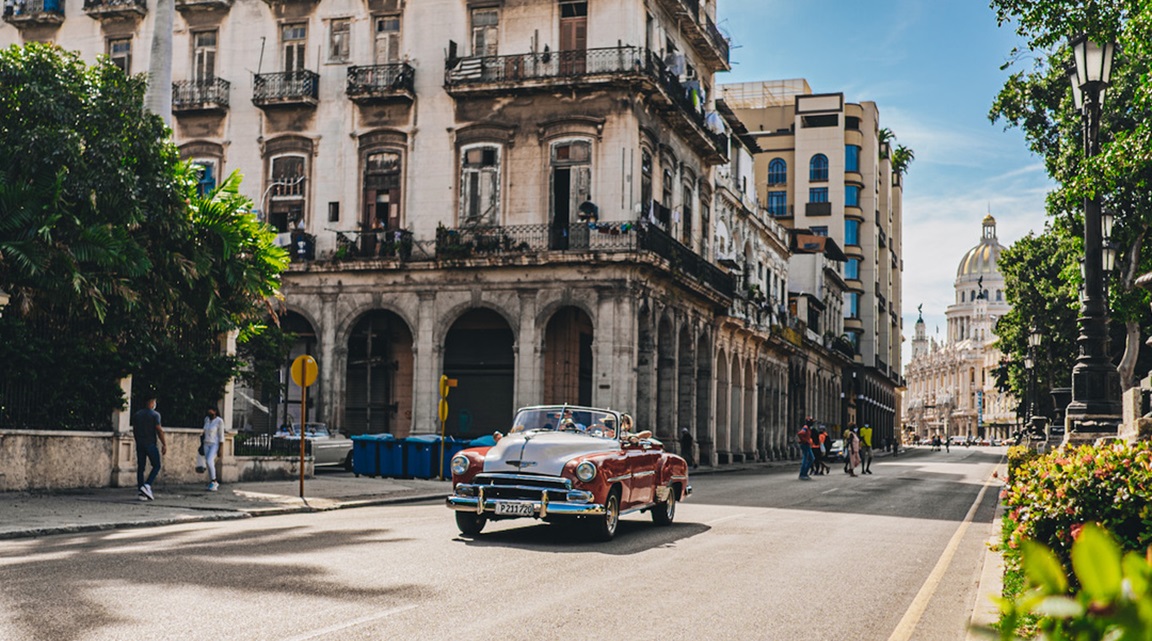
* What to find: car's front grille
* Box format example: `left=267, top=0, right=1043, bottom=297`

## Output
left=471, top=473, right=571, bottom=502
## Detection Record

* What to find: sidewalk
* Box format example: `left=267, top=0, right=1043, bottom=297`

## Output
left=0, top=475, right=452, bottom=540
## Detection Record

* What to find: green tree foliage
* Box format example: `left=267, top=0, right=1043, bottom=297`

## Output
left=0, top=43, right=288, bottom=428
left=990, top=0, right=1152, bottom=391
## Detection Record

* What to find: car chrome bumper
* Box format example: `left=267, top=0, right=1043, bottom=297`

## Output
left=446, top=495, right=606, bottom=518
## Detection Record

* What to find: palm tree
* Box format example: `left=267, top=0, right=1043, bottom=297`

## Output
left=891, top=144, right=915, bottom=175
left=878, top=127, right=895, bottom=160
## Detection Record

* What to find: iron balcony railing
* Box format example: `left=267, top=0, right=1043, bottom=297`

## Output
left=346, top=62, right=415, bottom=101
left=644, top=49, right=729, bottom=157
left=172, top=77, right=230, bottom=111
left=445, top=45, right=648, bottom=86
left=321, top=221, right=734, bottom=298
left=2, top=0, right=64, bottom=21
left=704, top=13, right=730, bottom=66
left=253, top=70, right=319, bottom=105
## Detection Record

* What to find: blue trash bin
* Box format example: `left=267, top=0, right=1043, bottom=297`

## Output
left=380, top=437, right=407, bottom=478
left=351, top=435, right=377, bottom=477
left=353, top=434, right=394, bottom=477
left=404, top=435, right=443, bottom=479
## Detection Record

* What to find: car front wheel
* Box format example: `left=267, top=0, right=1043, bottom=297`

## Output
left=588, top=491, right=620, bottom=542
left=455, top=511, right=487, bottom=536
left=343, top=452, right=354, bottom=472
left=652, top=484, right=676, bottom=525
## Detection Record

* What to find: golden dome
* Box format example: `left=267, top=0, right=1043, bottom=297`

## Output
left=956, top=215, right=1005, bottom=277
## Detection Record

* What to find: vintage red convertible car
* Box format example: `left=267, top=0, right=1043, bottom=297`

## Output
left=446, top=405, right=691, bottom=541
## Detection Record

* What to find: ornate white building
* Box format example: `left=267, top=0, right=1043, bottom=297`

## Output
left=904, top=215, right=1018, bottom=441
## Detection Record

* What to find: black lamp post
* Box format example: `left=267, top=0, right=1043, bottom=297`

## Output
left=1065, top=34, right=1122, bottom=440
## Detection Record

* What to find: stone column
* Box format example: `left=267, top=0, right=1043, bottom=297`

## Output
left=111, top=376, right=136, bottom=488
left=219, top=330, right=239, bottom=483
left=317, top=292, right=340, bottom=426
left=411, top=290, right=438, bottom=434
left=515, top=291, right=540, bottom=409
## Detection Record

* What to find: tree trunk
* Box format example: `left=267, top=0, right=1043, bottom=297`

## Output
left=1116, top=227, right=1147, bottom=391
left=144, top=0, right=174, bottom=126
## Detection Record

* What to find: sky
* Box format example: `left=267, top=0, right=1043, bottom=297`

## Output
left=716, top=0, right=1055, bottom=368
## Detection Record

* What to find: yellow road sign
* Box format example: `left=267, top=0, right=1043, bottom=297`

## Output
left=439, top=374, right=457, bottom=399
left=290, top=355, right=318, bottom=388
left=438, top=398, right=449, bottom=423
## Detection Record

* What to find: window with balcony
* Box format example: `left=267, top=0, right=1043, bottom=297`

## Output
left=470, top=8, right=498, bottom=56
left=268, top=154, right=307, bottom=233
left=550, top=140, right=591, bottom=248
left=375, top=16, right=401, bottom=64
left=767, top=157, right=787, bottom=185
left=193, top=31, right=216, bottom=81
left=809, top=153, right=828, bottom=181
left=329, top=18, right=350, bottom=63
left=640, top=149, right=652, bottom=214
left=846, top=184, right=861, bottom=207
left=848, top=292, right=860, bottom=318
left=767, top=191, right=787, bottom=216
left=108, top=37, right=131, bottom=74
left=846, top=144, right=860, bottom=172
left=845, top=219, right=860, bottom=246
left=460, top=145, right=501, bottom=225
left=660, top=168, right=673, bottom=227
left=363, top=150, right=402, bottom=230
left=283, top=24, right=306, bottom=72
left=845, top=258, right=860, bottom=280
left=681, top=183, right=693, bottom=246
left=809, top=187, right=828, bottom=203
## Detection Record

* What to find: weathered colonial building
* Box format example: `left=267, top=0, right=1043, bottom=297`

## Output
left=2, top=0, right=884, bottom=465
left=720, top=79, right=905, bottom=448
left=904, top=215, right=1017, bottom=441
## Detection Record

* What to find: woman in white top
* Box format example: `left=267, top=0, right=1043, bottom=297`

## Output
left=202, top=406, right=225, bottom=491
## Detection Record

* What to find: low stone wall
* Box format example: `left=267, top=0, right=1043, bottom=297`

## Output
left=0, top=430, right=116, bottom=491
left=0, top=428, right=317, bottom=491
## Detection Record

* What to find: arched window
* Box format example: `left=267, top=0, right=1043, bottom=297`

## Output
left=460, top=144, right=501, bottom=225
left=767, top=158, right=787, bottom=185
left=809, top=154, right=828, bottom=181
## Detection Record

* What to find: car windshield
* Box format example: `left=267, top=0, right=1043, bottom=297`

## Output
left=277, top=423, right=331, bottom=438
left=510, top=407, right=620, bottom=439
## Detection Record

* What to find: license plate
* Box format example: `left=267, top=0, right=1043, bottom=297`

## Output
left=495, top=501, right=535, bottom=517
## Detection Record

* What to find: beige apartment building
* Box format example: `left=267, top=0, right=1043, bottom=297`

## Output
left=3, top=0, right=866, bottom=463
left=720, top=79, right=904, bottom=447
left=904, top=215, right=1017, bottom=442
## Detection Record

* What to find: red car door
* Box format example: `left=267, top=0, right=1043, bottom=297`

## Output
left=622, top=440, right=660, bottom=507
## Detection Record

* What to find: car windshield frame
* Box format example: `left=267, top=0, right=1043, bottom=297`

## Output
left=276, top=422, right=332, bottom=438
left=509, top=406, right=622, bottom=440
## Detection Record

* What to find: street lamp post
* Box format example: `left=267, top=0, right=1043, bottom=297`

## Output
left=1065, top=34, right=1122, bottom=442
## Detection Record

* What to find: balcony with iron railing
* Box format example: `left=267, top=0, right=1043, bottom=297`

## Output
left=651, top=0, right=730, bottom=70
left=172, top=78, right=230, bottom=113
left=444, top=45, right=727, bottom=164
left=346, top=62, right=415, bottom=104
left=2, top=0, right=64, bottom=26
left=252, top=70, right=319, bottom=108
left=83, top=0, right=145, bottom=19
left=309, top=220, right=734, bottom=300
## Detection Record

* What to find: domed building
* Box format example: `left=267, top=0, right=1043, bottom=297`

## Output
left=904, top=215, right=1018, bottom=442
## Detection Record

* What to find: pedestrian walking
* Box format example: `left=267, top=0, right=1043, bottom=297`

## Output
left=679, top=428, right=698, bottom=469
left=202, top=405, right=225, bottom=491
left=860, top=423, right=874, bottom=474
left=845, top=427, right=861, bottom=477
left=812, top=427, right=830, bottom=475
left=131, top=398, right=167, bottom=501
left=797, top=418, right=815, bottom=480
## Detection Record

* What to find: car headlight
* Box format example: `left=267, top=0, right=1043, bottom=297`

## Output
left=450, top=454, right=471, bottom=476
left=575, top=461, right=597, bottom=483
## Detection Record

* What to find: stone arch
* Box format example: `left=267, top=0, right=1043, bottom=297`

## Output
left=677, top=323, right=695, bottom=456
left=443, top=308, right=515, bottom=439
left=695, top=330, right=713, bottom=465
left=542, top=306, right=594, bottom=406
left=729, top=353, right=743, bottom=461
left=343, top=309, right=415, bottom=436
left=656, top=313, right=676, bottom=441
left=744, top=358, right=756, bottom=456
left=715, top=349, right=730, bottom=460
left=436, top=299, right=518, bottom=347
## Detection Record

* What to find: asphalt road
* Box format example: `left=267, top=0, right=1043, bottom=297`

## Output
left=0, top=446, right=1004, bottom=641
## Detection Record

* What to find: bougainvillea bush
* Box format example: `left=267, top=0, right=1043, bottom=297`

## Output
left=1002, top=441, right=1152, bottom=576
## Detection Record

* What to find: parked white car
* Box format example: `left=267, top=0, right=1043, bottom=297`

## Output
left=275, top=423, right=354, bottom=470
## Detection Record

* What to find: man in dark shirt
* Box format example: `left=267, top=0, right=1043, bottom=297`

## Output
left=131, top=398, right=167, bottom=501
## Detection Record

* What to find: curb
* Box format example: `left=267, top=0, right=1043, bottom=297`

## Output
left=965, top=462, right=1007, bottom=640
left=0, top=491, right=449, bottom=541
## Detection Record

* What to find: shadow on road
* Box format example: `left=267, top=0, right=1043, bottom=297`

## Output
left=455, top=518, right=710, bottom=554
left=0, top=524, right=417, bottom=641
